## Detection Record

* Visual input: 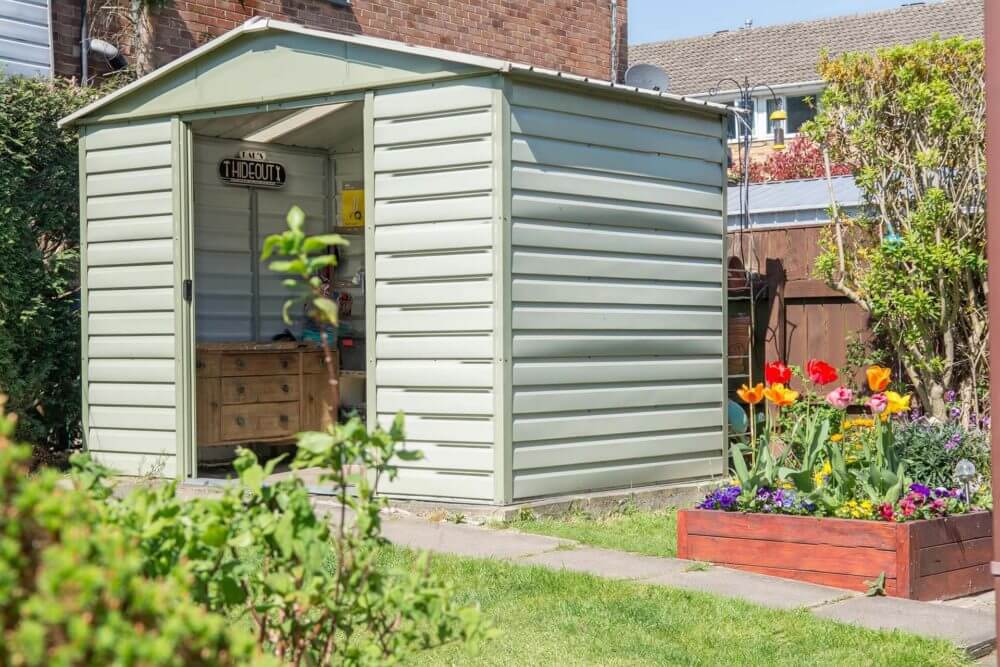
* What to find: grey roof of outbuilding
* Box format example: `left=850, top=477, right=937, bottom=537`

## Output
left=630, top=0, right=983, bottom=97
left=727, top=176, right=861, bottom=216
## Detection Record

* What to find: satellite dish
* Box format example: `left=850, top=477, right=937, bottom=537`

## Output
left=624, top=63, right=671, bottom=92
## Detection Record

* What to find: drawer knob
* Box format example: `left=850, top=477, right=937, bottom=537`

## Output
left=237, top=385, right=245, bottom=394
left=281, top=359, right=289, bottom=369
left=279, top=415, right=289, bottom=424
left=281, top=384, right=290, bottom=393
left=236, top=358, right=246, bottom=369
left=236, top=416, right=246, bottom=427
left=196, top=361, right=204, bottom=369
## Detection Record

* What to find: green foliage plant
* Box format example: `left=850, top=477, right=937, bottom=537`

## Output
left=805, top=37, right=986, bottom=420
left=0, top=75, right=109, bottom=448
left=0, top=402, right=268, bottom=667
left=73, top=206, right=491, bottom=665
left=894, top=416, right=991, bottom=488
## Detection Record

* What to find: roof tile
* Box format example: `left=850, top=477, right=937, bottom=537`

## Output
left=629, top=0, right=983, bottom=96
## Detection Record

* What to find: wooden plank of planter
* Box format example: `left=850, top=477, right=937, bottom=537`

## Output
left=909, top=512, right=993, bottom=548
left=895, top=522, right=917, bottom=599
left=916, top=563, right=992, bottom=601
left=676, top=506, right=689, bottom=559
left=918, top=536, right=993, bottom=576
left=726, top=563, right=898, bottom=596
left=685, top=534, right=896, bottom=578
left=684, top=511, right=896, bottom=550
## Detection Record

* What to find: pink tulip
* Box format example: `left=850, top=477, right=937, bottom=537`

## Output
left=825, top=386, right=854, bottom=409
left=866, top=393, right=888, bottom=414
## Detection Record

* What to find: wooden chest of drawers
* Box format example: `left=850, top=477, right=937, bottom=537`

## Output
left=196, top=342, right=338, bottom=448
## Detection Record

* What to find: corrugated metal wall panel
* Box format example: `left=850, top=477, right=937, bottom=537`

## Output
left=83, top=119, right=178, bottom=476
left=372, top=79, right=498, bottom=502
left=192, top=139, right=328, bottom=342
left=508, top=82, right=726, bottom=500
left=0, top=0, right=50, bottom=77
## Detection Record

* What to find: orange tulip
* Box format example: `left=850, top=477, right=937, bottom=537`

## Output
left=866, top=365, right=891, bottom=392
left=763, top=383, right=799, bottom=407
left=737, top=383, right=765, bottom=405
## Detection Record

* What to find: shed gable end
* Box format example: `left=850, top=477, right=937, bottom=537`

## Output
left=82, top=30, right=491, bottom=124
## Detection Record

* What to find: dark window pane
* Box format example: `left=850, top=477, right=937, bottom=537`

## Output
left=787, top=95, right=817, bottom=133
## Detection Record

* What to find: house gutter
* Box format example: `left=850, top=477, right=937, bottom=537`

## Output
left=985, top=0, right=1000, bottom=642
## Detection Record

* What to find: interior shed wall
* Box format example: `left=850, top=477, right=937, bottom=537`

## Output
left=82, top=119, right=179, bottom=476
left=370, top=78, right=500, bottom=502
left=506, top=83, right=728, bottom=500
left=192, top=138, right=330, bottom=342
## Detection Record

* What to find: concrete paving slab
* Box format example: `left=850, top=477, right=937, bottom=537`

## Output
left=381, top=517, right=571, bottom=558
left=814, top=596, right=996, bottom=658
left=520, top=547, right=691, bottom=580
left=643, top=565, right=856, bottom=611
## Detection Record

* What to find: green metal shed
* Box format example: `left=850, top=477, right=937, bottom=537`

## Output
left=61, top=17, right=731, bottom=505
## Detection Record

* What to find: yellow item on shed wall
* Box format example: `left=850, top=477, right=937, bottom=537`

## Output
left=341, top=188, right=365, bottom=227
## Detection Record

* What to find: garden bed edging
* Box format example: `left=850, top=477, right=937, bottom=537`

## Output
left=676, top=509, right=992, bottom=600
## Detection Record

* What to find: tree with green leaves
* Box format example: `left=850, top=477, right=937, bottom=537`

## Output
left=0, top=75, right=108, bottom=449
left=806, top=37, right=986, bottom=421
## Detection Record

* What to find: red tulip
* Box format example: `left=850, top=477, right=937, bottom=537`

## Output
left=806, top=359, right=838, bottom=386
left=764, top=361, right=792, bottom=385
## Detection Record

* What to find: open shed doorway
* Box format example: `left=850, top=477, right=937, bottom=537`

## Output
left=188, top=101, right=367, bottom=479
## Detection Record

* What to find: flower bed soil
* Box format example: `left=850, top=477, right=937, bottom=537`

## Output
left=676, top=509, right=992, bottom=600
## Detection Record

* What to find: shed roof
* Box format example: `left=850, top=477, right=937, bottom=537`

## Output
left=630, top=0, right=983, bottom=97
left=60, top=18, right=728, bottom=128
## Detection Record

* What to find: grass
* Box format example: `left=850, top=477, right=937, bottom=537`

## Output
left=390, top=547, right=968, bottom=667
left=502, top=505, right=680, bottom=558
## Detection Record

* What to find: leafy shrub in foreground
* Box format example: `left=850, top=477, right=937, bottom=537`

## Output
left=0, top=407, right=267, bottom=667
left=77, top=421, right=491, bottom=665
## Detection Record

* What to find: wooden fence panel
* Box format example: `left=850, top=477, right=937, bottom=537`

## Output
left=728, top=225, right=871, bottom=386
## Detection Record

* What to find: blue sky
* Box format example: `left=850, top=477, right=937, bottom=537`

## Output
left=628, top=0, right=926, bottom=43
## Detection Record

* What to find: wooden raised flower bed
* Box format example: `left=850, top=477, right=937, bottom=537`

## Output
left=676, top=509, right=993, bottom=600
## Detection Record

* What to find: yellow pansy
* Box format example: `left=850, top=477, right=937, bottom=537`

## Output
left=813, top=460, right=832, bottom=488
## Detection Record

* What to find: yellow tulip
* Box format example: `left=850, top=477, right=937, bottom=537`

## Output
left=763, top=383, right=799, bottom=407
left=884, top=391, right=911, bottom=416
left=866, top=365, right=891, bottom=392
left=736, top=383, right=765, bottom=405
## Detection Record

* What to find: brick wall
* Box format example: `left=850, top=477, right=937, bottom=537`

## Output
left=53, top=0, right=628, bottom=83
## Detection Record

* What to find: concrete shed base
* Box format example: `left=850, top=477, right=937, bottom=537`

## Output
left=386, top=478, right=723, bottom=523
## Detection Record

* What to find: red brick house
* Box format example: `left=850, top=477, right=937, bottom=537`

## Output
left=48, top=0, right=628, bottom=83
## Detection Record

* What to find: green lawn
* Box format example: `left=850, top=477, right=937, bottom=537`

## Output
left=502, top=507, right=679, bottom=558
left=390, top=548, right=967, bottom=666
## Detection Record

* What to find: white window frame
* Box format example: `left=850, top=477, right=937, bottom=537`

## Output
left=723, top=88, right=823, bottom=144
